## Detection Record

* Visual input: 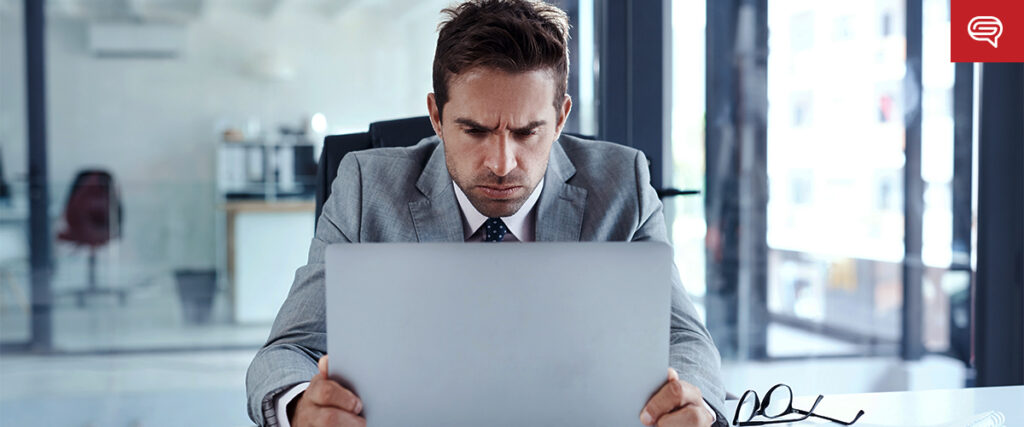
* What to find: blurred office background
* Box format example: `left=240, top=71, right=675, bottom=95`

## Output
left=0, top=0, right=1021, bottom=426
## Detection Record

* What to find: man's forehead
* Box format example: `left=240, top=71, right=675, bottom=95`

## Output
left=447, top=67, right=558, bottom=101
left=450, top=65, right=557, bottom=84
left=441, top=66, right=561, bottom=125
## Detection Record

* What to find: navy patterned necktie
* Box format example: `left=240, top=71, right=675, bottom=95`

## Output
left=483, top=217, right=508, bottom=242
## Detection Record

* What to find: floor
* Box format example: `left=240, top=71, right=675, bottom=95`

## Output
left=1, top=270, right=270, bottom=352
left=0, top=350, right=258, bottom=427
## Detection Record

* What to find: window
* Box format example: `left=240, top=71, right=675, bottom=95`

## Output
left=668, top=0, right=709, bottom=318
left=670, top=0, right=970, bottom=396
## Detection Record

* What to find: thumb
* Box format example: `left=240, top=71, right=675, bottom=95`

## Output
left=318, top=355, right=329, bottom=375
left=667, top=367, right=679, bottom=381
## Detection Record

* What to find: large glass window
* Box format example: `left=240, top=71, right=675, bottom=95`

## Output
left=668, top=0, right=970, bottom=396
left=919, top=0, right=963, bottom=358
left=668, top=0, right=708, bottom=319
left=765, top=0, right=908, bottom=355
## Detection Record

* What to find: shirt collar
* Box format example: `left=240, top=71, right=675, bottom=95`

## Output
left=452, top=179, right=544, bottom=241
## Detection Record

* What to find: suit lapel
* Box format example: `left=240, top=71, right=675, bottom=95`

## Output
left=409, top=141, right=464, bottom=242
left=535, top=139, right=587, bottom=242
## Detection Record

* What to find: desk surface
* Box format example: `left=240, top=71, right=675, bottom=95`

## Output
left=222, top=199, right=314, bottom=213
left=724, top=386, right=1022, bottom=426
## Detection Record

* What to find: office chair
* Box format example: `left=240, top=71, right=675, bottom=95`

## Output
left=57, top=169, right=127, bottom=306
left=315, top=116, right=437, bottom=226
left=314, top=116, right=696, bottom=227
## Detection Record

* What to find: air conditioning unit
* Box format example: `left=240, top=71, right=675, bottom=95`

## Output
left=87, top=23, right=187, bottom=58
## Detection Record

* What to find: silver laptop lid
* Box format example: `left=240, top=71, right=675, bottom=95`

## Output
left=326, top=242, right=671, bottom=427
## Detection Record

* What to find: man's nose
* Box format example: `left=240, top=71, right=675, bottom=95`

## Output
left=484, top=133, right=517, bottom=177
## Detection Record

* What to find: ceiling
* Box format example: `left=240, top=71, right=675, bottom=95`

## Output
left=36, top=0, right=446, bottom=23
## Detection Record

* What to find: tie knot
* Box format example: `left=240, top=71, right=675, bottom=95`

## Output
left=483, top=217, right=508, bottom=242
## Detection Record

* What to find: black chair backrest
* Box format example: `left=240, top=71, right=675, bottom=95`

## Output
left=315, top=116, right=435, bottom=225
left=369, top=116, right=437, bottom=148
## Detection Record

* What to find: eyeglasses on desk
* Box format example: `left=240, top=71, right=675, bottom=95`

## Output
left=732, top=384, right=865, bottom=426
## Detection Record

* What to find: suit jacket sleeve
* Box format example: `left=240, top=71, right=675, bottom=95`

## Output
left=629, top=151, right=728, bottom=423
left=245, top=153, right=364, bottom=426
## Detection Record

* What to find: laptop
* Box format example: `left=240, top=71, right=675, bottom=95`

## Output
left=325, top=242, right=672, bottom=426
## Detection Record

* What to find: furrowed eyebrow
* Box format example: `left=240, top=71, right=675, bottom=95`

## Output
left=453, top=118, right=546, bottom=133
left=454, top=118, right=493, bottom=131
left=511, top=121, right=546, bottom=133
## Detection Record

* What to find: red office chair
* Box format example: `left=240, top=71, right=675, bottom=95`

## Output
left=57, top=170, right=126, bottom=306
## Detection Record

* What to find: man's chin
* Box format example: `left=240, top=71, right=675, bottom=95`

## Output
left=470, top=197, right=528, bottom=218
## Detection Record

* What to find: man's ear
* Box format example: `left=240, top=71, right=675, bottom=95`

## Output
left=427, top=93, right=443, bottom=139
left=554, top=94, right=573, bottom=136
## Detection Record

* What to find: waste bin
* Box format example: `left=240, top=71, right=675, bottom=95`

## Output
left=175, top=269, right=217, bottom=325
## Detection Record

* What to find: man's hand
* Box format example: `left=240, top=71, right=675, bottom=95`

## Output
left=639, top=368, right=714, bottom=427
left=291, top=355, right=365, bottom=427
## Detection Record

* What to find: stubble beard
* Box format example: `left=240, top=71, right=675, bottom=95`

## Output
left=448, top=165, right=538, bottom=218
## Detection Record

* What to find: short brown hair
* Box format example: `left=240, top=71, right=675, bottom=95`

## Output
left=432, top=0, right=570, bottom=120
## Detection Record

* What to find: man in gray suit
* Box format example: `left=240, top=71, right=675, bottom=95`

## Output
left=247, top=1, right=725, bottom=426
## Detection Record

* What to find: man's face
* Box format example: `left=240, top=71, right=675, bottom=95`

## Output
left=428, top=67, right=572, bottom=218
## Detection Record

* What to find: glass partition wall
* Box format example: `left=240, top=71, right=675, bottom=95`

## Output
left=1, top=0, right=454, bottom=354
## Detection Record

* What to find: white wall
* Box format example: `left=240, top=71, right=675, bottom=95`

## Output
left=1, top=0, right=449, bottom=278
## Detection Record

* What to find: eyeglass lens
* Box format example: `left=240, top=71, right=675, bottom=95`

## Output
left=762, top=384, right=793, bottom=418
left=736, top=391, right=759, bottom=423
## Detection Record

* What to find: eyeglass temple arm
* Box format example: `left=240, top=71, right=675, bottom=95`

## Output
left=793, top=408, right=866, bottom=425
left=734, top=395, right=825, bottom=426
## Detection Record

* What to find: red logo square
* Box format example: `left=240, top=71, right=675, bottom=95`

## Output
left=951, top=0, right=1024, bottom=62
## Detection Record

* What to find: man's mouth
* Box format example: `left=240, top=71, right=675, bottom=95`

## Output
left=476, top=185, right=522, bottom=199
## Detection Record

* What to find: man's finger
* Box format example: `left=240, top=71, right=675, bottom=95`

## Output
left=655, top=404, right=714, bottom=427
left=668, top=367, right=679, bottom=381
left=307, top=376, right=363, bottom=414
left=640, top=379, right=703, bottom=426
left=319, top=355, right=329, bottom=374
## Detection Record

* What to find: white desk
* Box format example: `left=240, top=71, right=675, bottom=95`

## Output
left=223, top=200, right=315, bottom=323
left=724, top=386, right=1022, bottom=426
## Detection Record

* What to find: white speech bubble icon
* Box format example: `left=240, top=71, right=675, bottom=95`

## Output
left=968, top=16, right=1003, bottom=48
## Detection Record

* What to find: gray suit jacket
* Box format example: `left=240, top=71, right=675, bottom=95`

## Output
left=246, top=135, right=726, bottom=426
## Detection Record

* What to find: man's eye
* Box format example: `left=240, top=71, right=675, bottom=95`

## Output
left=464, top=129, right=487, bottom=136
left=514, top=130, right=537, bottom=138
